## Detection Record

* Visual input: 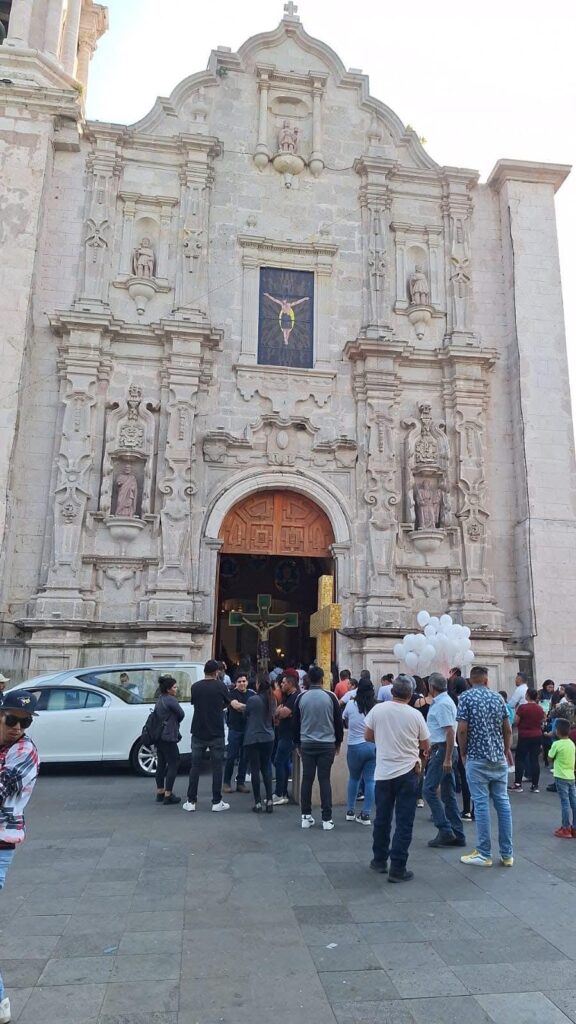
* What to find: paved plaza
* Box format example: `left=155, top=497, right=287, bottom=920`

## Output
left=1, top=767, right=576, bottom=1024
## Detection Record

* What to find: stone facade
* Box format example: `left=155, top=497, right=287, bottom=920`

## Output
left=0, top=2, right=574, bottom=685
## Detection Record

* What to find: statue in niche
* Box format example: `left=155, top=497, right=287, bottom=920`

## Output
left=409, top=265, right=430, bottom=306
left=414, top=403, right=438, bottom=465
left=414, top=481, right=441, bottom=530
left=132, top=237, right=156, bottom=279
left=278, top=121, right=299, bottom=153
left=114, top=463, right=139, bottom=518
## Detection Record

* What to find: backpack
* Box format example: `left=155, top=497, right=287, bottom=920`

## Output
left=141, top=705, right=165, bottom=747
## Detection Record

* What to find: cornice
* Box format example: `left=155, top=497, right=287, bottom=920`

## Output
left=487, top=159, right=571, bottom=194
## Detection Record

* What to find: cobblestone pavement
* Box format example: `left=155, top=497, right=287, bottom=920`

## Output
left=1, top=767, right=576, bottom=1024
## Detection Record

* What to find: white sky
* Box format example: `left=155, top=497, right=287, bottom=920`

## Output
left=87, top=0, right=576, bottom=413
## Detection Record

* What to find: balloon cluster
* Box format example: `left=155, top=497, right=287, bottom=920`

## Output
left=393, top=610, right=475, bottom=677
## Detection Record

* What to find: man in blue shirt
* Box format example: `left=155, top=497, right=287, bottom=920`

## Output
left=423, top=673, right=465, bottom=848
left=456, top=665, right=513, bottom=867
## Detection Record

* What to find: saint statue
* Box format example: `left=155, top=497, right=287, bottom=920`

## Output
left=414, top=482, right=441, bottom=530
left=409, top=265, right=430, bottom=306
left=114, top=464, right=139, bottom=517
left=278, top=120, right=299, bottom=153
left=132, top=237, right=156, bottom=279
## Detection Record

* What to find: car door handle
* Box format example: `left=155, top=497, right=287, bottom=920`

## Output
left=80, top=716, right=97, bottom=722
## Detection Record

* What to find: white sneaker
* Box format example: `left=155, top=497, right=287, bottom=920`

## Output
left=182, top=801, right=196, bottom=812
left=211, top=800, right=230, bottom=812
left=0, top=996, right=11, bottom=1024
left=272, top=795, right=289, bottom=805
left=322, top=820, right=335, bottom=831
left=345, top=810, right=356, bottom=821
left=301, top=814, right=315, bottom=829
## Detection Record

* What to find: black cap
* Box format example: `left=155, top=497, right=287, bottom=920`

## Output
left=1, top=690, right=39, bottom=716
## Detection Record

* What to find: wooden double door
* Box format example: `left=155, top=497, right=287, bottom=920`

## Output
left=220, top=490, right=334, bottom=557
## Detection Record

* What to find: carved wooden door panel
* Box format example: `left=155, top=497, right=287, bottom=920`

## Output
left=220, top=491, right=333, bottom=556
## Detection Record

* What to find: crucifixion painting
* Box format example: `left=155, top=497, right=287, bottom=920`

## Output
left=228, top=593, right=299, bottom=670
left=258, top=267, right=314, bottom=368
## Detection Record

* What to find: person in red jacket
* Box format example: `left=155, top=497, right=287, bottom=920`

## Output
left=512, top=688, right=546, bottom=793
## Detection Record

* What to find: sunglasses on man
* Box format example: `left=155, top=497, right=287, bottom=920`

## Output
left=3, top=714, right=33, bottom=729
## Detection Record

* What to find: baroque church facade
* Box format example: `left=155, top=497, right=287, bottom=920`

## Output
left=1, top=0, right=575, bottom=685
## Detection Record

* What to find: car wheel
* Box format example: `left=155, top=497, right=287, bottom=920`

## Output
left=130, top=739, right=158, bottom=777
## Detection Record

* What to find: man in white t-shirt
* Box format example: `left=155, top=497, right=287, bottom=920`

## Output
left=365, top=675, right=430, bottom=882
left=508, top=672, right=528, bottom=709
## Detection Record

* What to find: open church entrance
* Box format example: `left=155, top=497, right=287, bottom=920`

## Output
left=215, top=491, right=334, bottom=670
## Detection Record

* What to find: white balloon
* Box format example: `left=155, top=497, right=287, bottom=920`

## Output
left=463, top=650, right=474, bottom=665
left=393, top=643, right=406, bottom=660
left=424, top=623, right=437, bottom=638
left=416, top=610, right=430, bottom=627
left=405, top=651, right=418, bottom=670
left=440, top=614, right=453, bottom=628
left=413, top=635, right=426, bottom=653
left=462, top=626, right=471, bottom=639
left=403, top=634, right=417, bottom=651
left=429, top=616, right=440, bottom=630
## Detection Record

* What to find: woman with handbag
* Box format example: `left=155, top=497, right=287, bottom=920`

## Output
left=154, top=674, right=185, bottom=805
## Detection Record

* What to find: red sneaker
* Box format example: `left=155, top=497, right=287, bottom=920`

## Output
left=571, top=827, right=576, bottom=838
left=554, top=827, right=573, bottom=838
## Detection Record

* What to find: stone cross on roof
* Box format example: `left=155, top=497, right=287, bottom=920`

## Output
left=283, top=2, right=300, bottom=19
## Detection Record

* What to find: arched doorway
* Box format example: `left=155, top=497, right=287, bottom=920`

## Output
left=215, top=490, right=334, bottom=669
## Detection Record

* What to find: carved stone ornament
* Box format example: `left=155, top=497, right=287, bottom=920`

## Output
left=235, top=365, right=336, bottom=417
left=402, top=402, right=452, bottom=539
left=203, top=416, right=357, bottom=470
left=100, top=383, right=158, bottom=520
left=407, top=264, right=433, bottom=339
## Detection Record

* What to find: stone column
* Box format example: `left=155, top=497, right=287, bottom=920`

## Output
left=76, top=35, right=94, bottom=91
left=238, top=251, right=259, bottom=364
left=43, top=0, right=65, bottom=58
left=254, top=69, right=271, bottom=170
left=119, top=197, right=136, bottom=275
left=158, top=204, right=173, bottom=279
left=5, top=0, right=35, bottom=47
left=60, top=0, right=82, bottom=74
left=309, top=76, right=325, bottom=178
left=488, top=159, right=575, bottom=682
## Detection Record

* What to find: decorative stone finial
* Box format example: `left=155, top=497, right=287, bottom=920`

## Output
left=283, top=2, right=300, bottom=19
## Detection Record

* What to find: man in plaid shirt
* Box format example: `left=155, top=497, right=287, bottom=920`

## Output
left=0, top=690, right=40, bottom=1024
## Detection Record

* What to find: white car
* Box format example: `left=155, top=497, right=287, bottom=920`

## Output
left=10, top=662, right=205, bottom=776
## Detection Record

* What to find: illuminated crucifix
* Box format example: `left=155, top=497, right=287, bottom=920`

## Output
left=229, top=594, right=299, bottom=671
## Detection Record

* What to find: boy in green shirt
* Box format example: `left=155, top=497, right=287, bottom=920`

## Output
left=549, top=718, right=576, bottom=838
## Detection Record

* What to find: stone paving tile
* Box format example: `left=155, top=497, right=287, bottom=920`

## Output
left=18, top=982, right=107, bottom=1023
left=5, top=913, right=71, bottom=935
left=546, top=991, right=576, bottom=1023
left=101, top=1015, right=178, bottom=1024
left=452, top=961, right=572, bottom=994
left=0, top=960, right=48, bottom=988
left=331, top=1001, right=418, bottom=1024
left=54, top=930, right=124, bottom=957
left=477, top=991, right=575, bottom=1023
left=318, top=968, right=400, bottom=1003
left=100, top=979, right=180, bottom=1016
left=38, top=955, right=115, bottom=986
left=432, top=936, right=564, bottom=965
left=118, top=930, right=183, bottom=954
left=402, top=995, right=494, bottom=1024
left=384, top=965, right=469, bottom=998
left=372, top=940, right=446, bottom=969
left=307, top=940, right=381, bottom=972
left=2, top=986, right=32, bottom=1022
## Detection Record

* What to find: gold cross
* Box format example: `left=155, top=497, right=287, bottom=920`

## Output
left=310, top=575, right=341, bottom=690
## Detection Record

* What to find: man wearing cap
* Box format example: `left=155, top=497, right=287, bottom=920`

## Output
left=0, top=676, right=9, bottom=708
left=0, top=691, right=40, bottom=1024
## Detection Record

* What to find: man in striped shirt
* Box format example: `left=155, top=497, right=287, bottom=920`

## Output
left=0, top=690, right=40, bottom=1024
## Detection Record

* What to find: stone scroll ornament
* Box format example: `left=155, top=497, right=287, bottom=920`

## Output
left=393, top=610, right=475, bottom=676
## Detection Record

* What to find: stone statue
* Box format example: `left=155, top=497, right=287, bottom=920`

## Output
left=278, top=121, right=299, bottom=153
left=114, top=464, right=139, bottom=517
left=409, top=265, right=430, bottom=306
left=414, top=482, right=441, bottom=530
left=132, top=237, right=155, bottom=279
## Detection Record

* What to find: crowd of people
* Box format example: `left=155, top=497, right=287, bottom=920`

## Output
left=1, top=661, right=576, bottom=1022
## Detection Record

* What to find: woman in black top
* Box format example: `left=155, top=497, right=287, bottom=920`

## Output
left=154, top=674, right=185, bottom=805
left=244, top=672, right=276, bottom=814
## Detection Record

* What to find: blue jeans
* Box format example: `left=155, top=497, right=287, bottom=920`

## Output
left=346, top=741, right=376, bottom=816
left=274, top=736, right=294, bottom=797
left=423, top=744, right=464, bottom=840
left=0, top=846, right=16, bottom=1000
left=556, top=779, right=576, bottom=828
left=372, top=769, right=419, bottom=874
left=465, top=759, right=513, bottom=859
left=224, top=729, right=247, bottom=786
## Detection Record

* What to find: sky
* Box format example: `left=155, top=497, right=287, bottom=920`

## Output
left=87, top=0, right=576, bottom=411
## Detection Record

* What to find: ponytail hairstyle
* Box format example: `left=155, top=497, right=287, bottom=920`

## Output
left=256, top=670, right=275, bottom=718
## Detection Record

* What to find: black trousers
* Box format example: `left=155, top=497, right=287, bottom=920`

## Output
left=515, top=735, right=542, bottom=787
left=300, top=742, right=335, bottom=821
left=187, top=736, right=225, bottom=804
left=245, top=741, right=274, bottom=804
left=155, top=740, right=180, bottom=792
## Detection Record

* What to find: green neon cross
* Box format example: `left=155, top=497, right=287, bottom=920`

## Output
left=228, top=593, right=299, bottom=641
